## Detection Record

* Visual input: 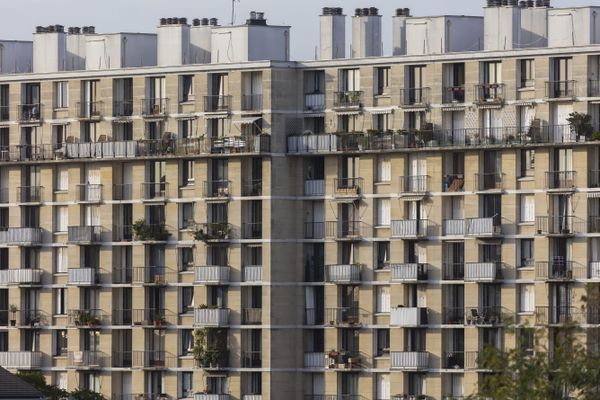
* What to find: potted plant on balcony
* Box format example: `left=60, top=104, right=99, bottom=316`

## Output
left=154, top=313, right=167, bottom=327
left=9, top=304, right=17, bottom=326
left=567, top=112, right=593, bottom=141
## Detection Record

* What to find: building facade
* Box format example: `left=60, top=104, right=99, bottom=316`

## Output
left=0, top=3, right=600, bottom=400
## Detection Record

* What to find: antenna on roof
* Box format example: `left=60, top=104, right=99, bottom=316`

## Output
left=231, top=0, right=240, bottom=25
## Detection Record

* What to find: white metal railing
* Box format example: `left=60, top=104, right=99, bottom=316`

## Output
left=591, top=262, right=600, bottom=279
left=465, top=262, right=498, bottom=282
left=194, top=395, right=230, bottom=400
left=6, top=228, right=42, bottom=244
left=305, top=93, right=325, bottom=111
left=390, top=263, right=425, bottom=282
left=68, top=268, right=97, bottom=285
left=391, top=351, right=429, bottom=370
left=391, top=307, right=427, bottom=326
left=242, top=396, right=262, bottom=400
left=304, top=179, right=325, bottom=196
left=243, top=265, right=263, bottom=282
left=194, top=308, right=229, bottom=326
left=194, top=266, right=230, bottom=283
left=304, top=352, right=326, bottom=367
left=288, top=135, right=337, bottom=153
left=443, top=219, right=464, bottom=236
left=466, top=217, right=499, bottom=236
left=0, top=269, right=42, bottom=285
left=326, top=264, right=361, bottom=283
left=0, top=351, right=42, bottom=368
left=392, top=219, right=426, bottom=237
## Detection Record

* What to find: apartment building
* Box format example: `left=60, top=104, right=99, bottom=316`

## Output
left=0, top=1, right=599, bottom=399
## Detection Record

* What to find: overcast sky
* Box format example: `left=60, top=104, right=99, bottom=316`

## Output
left=4, top=0, right=594, bottom=60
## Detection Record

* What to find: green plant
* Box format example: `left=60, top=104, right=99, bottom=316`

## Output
left=70, top=388, right=107, bottom=400
left=193, top=328, right=226, bottom=368
left=9, top=304, right=17, bottom=313
left=592, top=131, right=600, bottom=141
left=567, top=112, right=593, bottom=138
left=192, top=223, right=231, bottom=242
left=16, top=371, right=69, bottom=400
left=366, top=129, right=379, bottom=135
left=132, top=219, right=170, bottom=241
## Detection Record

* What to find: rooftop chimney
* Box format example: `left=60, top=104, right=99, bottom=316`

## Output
left=320, top=7, right=346, bottom=59
left=247, top=11, right=267, bottom=26
left=392, top=8, right=411, bottom=55
left=157, top=17, right=190, bottom=66
left=351, top=6, right=382, bottom=58
left=190, top=17, right=216, bottom=64
left=33, top=25, right=67, bottom=73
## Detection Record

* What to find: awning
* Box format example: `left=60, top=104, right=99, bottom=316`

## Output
left=441, top=105, right=466, bottom=112
left=111, top=119, right=133, bottom=124
left=174, top=115, right=198, bottom=121
left=204, top=113, right=229, bottom=119
left=232, top=117, right=261, bottom=126
left=303, top=112, right=326, bottom=118
left=176, top=243, right=195, bottom=248
left=477, top=104, right=503, bottom=110
left=400, top=195, right=427, bottom=201
left=50, top=121, right=71, bottom=125
left=369, top=108, right=394, bottom=115
left=335, top=110, right=361, bottom=116
left=513, top=101, right=536, bottom=107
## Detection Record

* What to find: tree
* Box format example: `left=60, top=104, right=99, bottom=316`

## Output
left=567, top=112, right=593, bottom=138
left=16, top=371, right=69, bottom=400
left=69, top=388, right=107, bottom=400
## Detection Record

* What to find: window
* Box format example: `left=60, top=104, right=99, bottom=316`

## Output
left=374, top=113, right=390, bottom=132
left=54, top=81, right=69, bottom=108
left=54, top=372, right=67, bottom=391
left=518, top=328, right=535, bottom=356
left=181, top=287, right=194, bottom=313
left=181, top=160, right=194, bottom=186
left=180, top=203, right=194, bottom=230
left=376, top=373, right=391, bottom=400
left=180, top=329, right=194, bottom=356
left=180, top=75, right=194, bottom=103
left=179, top=247, right=194, bottom=271
left=376, top=199, right=391, bottom=226
left=376, top=241, right=390, bottom=270
left=519, top=284, right=535, bottom=313
left=376, top=286, right=391, bottom=313
left=54, top=288, right=67, bottom=315
left=52, top=125, right=67, bottom=149
left=519, top=149, right=535, bottom=178
left=56, top=166, right=69, bottom=191
left=180, top=371, right=193, bottom=398
left=55, top=206, right=68, bottom=232
left=375, top=329, right=390, bottom=356
left=377, top=157, right=391, bottom=182
left=338, top=114, right=358, bottom=132
left=375, top=67, right=390, bottom=95
left=54, top=247, right=68, bottom=273
left=520, top=195, right=535, bottom=223
left=54, top=330, right=67, bottom=356
left=519, top=59, right=535, bottom=88
left=519, top=239, right=534, bottom=268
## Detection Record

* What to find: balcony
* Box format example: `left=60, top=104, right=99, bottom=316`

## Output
left=391, top=351, right=429, bottom=370
left=18, top=103, right=42, bottom=123
left=0, top=269, right=42, bottom=285
left=77, top=184, right=103, bottom=202
left=132, top=350, right=176, bottom=369
left=475, top=172, right=504, bottom=191
left=243, top=265, right=263, bottom=282
left=241, top=222, right=262, bottom=239
left=288, top=134, right=338, bottom=154
left=0, top=351, right=42, bottom=369
left=305, top=308, right=324, bottom=325
left=141, top=98, right=169, bottom=117
left=443, top=86, right=466, bottom=103
left=2, top=228, right=43, bottom=246
left=390, top=263, right=428, bottom=282
left=590, top=80, right=600, bottom=97
left=241, top=350, right=262, bottom=368
left=67, top=226, right=102, bottom=244
left=303, top=351, right=326, bottom=368
left=390, top=307, right=428, bottom=327
left=545, top=171, right=576, bottom=192
left=474, top=83, right=505, bottom=105
left=242, top=179, right=262, bottom=196
left=68, top=309, right=105, bottom=327
left=113, top=184, right=133, bottom=201
left=0, top=105, right=8, bottom=121
left=325, top=221, right=368, bottom=240
left=465, top=217, right=501, bottom=237
left=130, top=308, right=173, bottom=327
left=465, top=306, right=509, bottom=326
left=443, top=307, right=465, bottom=325
left=195, top=266, right=230, bottom=284
left=194, top=307, right=230, bottom=327
left=324, top=350, right=362, bottom=370
left=68, top=268, right=98, bottom=285
left=113, top=225, right=133, bottom=241
left=536, top=306, right=587, bottom=325
left=241, top=94, right=263, bottom=111
left=305, top=92, right=325, bottom=111
left=465, top=262, right=501, bottom=282
left=591, top=261, right=600, bottom=280
left=77, top=101, right=103, bottom=120
left=18, top=309, right=46, bottom=327
left=203, top=180, right=231, bottom=200
left=333, top=177, right=363, bottom=199
left=195, top=395, right=230, bottom=400
left=325, top=307, right=369, bottom=326
left=209, top=135, right=270, bottom=154
left=443, top=219, right=464, bottom=236
left=113, top=100, right=134, bottom=118
left=242, top=308, right=262, bottom=325
left=325, top=264, right=362, bottom=283
left=442, top=351, right=481, bottom=370
left=131, top=222, right=170, bottom=242
left=17, top=186, right=43, bottom=203
left=132, top=267, right=175, bottom=285
left=204, top=95, right=232, bottom=113
left=399, top=176, right=430, bottom=195
left=305, top=222, right=325, bottom=239
left=193, top=223, right=233, bottom=242
left=443, top=263, right=465, bottom=280
left=333, top=91, right=362, bottom=109
left=68, top=351, right=107, bottom=369
left=443, top=174, right=465, bottom=192
left=391, top=219, right=428, bottom=238
left=140, top=182, right=169, bottom=201
left=305, top=179, right=325, bottom=196
left=546, top=80, right=577, bottom=99
left=400, top=87, right=430, bottom=108
left=535, top=215, right=584, bottom=236
left=535, top=260, right=586, bottom=281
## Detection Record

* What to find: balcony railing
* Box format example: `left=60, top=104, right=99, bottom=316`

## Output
left=141, top=182, right=169, bottom=200
left=242, top=179, right=262, bottom=196
left=466, top=217, right=501, bottom=237
left=546, top=80, right=576, bottom=98
left=194, top=307, right=230, bottom=327
left=67, top=226, right=102, bottom=244
left=390, top=263, right=427, bottom=282
left=132, top=266, right=175, bottom=285
left=536, top=306, right=587, bottom=325
left=113, top=100, right=134, bottom=117
left=0, top=105, right=9, bottom=121
left=129, top=308, right=174, bottom=326
left=443, top=263, right=465, bottom=280
left=391, top=219, right=428, bottom=238
left=305, top=179, right=325, bottom=196
left=545, top=171, right=576, bottom=190
left=443, top=351, right=482, bottom=370
left=68, top=351, right=107, bottom=368
left=241, top=350, right=262, bottom=368
left=475, top=172, right=504, bottom=191
left=443, top=174, right=465, bottom=192
left=77, top=184, right=103, bottom=202
left=0, top=351, right=42, bottom=369
left=68, top=268, right=98, bottom=285
left=203, top=180, right=231, bottom=199
left=333, top=91, right=363, bottom=108
left=325, top=264, right=362, bottom=283
left=399, top=175, right=430, bottom=194
left=324, top=307, right=369, bottom=326
left=400, top=87, right=430, bottom=106
left=444, top=86, right=466, bottom=103
left=241, top=94, right=263, bottom=111
left=1, top=228, right=43, bottom=246
left=204, top=95, right=232, bottom=113
left=68, top=309, right=106, bottom=327
left=132, top=350, right=176, bottom=368
left=305, top=93, right=325, bottom=111
left=193, top=223, right=233, bottom=242
left=17, top=186, right=43, bottom=203
left=536, top=260, right=586, bottom=280
left=333, top=177, right=363, bottom=198
left=465, top=306, right=509, bottom=326
left=241, top=222, right=262, bottom=239
left=113, top=224, right=133, bottom=241
left=77, top=101, right=103, bottom=119
left=443, top=307, right=465, bottom=325
left=243, top=265, right=263, bottom=282
left=391, top=351, right=429, bottom=370
left=18, top=309, right=46, bottom=327
left=18, top=103, right=42, bottom=123
left=141, top=98, right=169, bottom=117
left=465, top=262, right=501, bottom=282
left=535, top=215, right=584, bottom=235
left=589, top=80, right=600, bottom=97
left=391, top=307, right=428, bottom=327
left=195, top=395, right=230, bottom=400
left=304, top=352, right=326, bottom=368
left=305, top=308, right=325, bottom=325
left=591, top=261, right=600, bottom=280
left=305, top=222, right=325, bottom=239
left=113, top=184, right=133, bottom=201
left=443, top=219, right=464, bottom=236
left=0, top=269, right=42, bottom=285
left=325, top=221, right=369, bottom=240
left=242, top=308, right=262, bottom=325
left=195, top=266, right=230, bottom=284
left=474, top=83, right=505, bottom=104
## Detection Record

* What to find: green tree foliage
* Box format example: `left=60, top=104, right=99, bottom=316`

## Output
left=69, top=388, right=108, bottom=400
left=16, top=371, right=69, bottom=400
